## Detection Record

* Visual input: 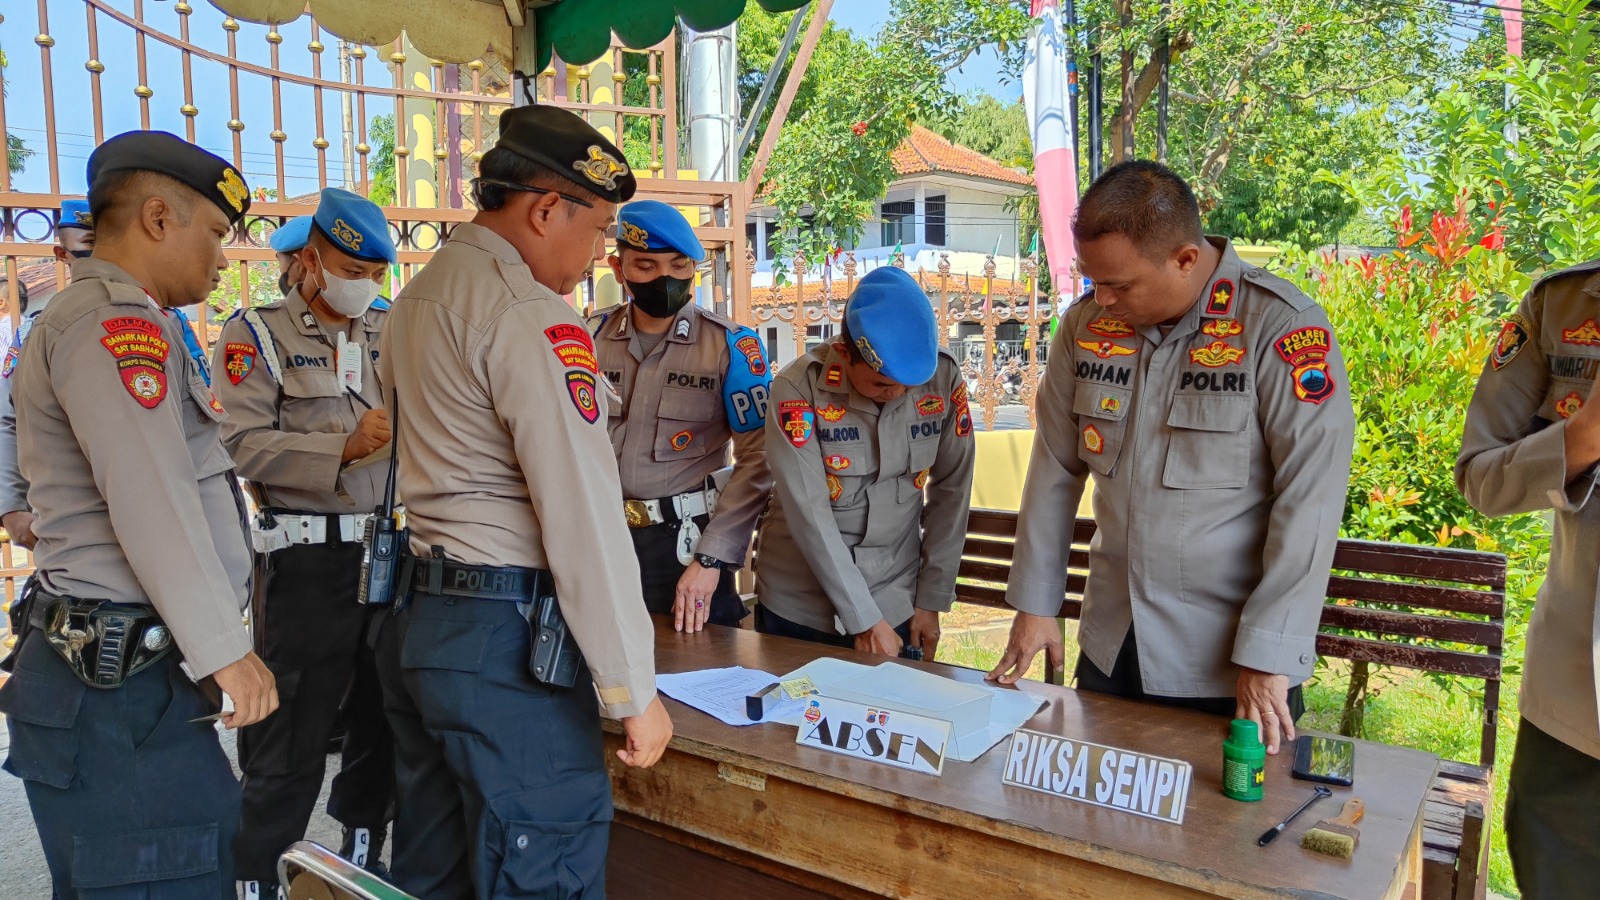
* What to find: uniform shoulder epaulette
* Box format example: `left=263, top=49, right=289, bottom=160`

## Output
left=1530, top=258, right=1600, bottom=293
left=1242, top=266, right=1314, bottom=312
left=936, top=345, right=961, bottom=365
left=1068, top=288, right=1096, bottom=309
left=244, top=296, right=290, bottom=314
left=585, top=304, right=622, bottom=336
left=696, top=306, right=742, bottom=333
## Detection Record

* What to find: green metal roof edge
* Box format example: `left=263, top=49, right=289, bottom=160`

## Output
left=533, top=0, right=812, bottom=73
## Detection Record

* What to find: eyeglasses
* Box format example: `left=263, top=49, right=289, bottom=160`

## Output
left=472, top=177, right=595, bottom=209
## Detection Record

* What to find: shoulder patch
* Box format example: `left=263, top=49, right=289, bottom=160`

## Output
left=1490, top=314, right=1532, bottom=370
left=778, top=399, right=815, bottom=447
left=100, top=316, right=170, bottom=409
left=1, top=345, right=17, bottom=380
left=223, top=342, right=257, bottom=384
left=1274, top=325, right=1337, bottom=405
left=723, top=326, right=771, bottom=433
left=566, top=370, right=601, bottom=424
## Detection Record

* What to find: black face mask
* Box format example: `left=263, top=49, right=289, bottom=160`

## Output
left=278, top=271, right=294, bottom=296
left=627, top=275, right=695, bottom=319
left=68, top=249, right=93, bottom=259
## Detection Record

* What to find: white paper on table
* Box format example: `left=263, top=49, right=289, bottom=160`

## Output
left=655, top=666, right=810, bottom=727
left=772, top=658, right=1046, bottom=762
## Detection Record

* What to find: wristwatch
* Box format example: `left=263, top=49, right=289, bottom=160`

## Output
left=693, top=553, right=725, bottom=571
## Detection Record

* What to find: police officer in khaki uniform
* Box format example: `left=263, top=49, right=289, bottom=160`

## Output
left=377, top=104, right=671, bottom=900
left=217, top=189, right=397, bottom=898
left=0, top=130, right=277, bottom=895
left=756, top=266, right=976, bottom=657
left=590, top=200, right=772, bottom=631
left=990, top=162, right=1355, bottom=756
left=0, top=199, right=96, bottom=551
left=1457, top=258, right=1600, bottom=898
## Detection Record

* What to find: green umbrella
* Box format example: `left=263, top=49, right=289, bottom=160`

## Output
left=536, top=0, right=813, bottom=72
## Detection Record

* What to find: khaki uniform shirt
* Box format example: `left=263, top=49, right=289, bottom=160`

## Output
left=381, top=223, right=655, bottom=719
left=1457, top=259, right=1600, bottom=760
left=13, top=259, right=253, bottom=679
left=755, top=345, right=976, bottom=634
left=1008, top=239, right=1356, bottom=697
left=0, top=304, right=49, bottom=518
left=588, top=302, right=772, bottom=564
left=212, top=288, right=388, bottom=513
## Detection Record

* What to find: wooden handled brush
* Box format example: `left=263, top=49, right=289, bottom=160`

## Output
left=1300, top=798, right=1365, bottom=859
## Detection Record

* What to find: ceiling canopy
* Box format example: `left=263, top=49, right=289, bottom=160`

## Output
left=205, top=0, right=813, bottom=66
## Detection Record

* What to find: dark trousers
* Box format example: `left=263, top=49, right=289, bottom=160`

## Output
left=0, top=631, right=240, bottom=897
left=754, top=604, right=913, bottom=651
left=375, top=592, right=612, bottom=900
left=234, top=541, right=395, bottom=881
left=1074, top=627, right=1306, bottom=721
left=1506, top=718, right=1600, bottom=899
left=629, top=516, right=747, bottom=627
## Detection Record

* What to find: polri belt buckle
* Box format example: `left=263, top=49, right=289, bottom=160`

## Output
left=623, top=498, right=653, bottom=529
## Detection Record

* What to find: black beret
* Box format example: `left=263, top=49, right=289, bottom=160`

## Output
left=494, top=105, right=637, bottom=204
left=87, top=131, right=252, bottom=225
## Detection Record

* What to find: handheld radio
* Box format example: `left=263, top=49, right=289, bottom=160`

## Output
left=358, top=393, right=405, bottom=606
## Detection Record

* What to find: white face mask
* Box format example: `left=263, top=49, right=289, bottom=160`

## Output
left=311, top=249, right=382, bottom=317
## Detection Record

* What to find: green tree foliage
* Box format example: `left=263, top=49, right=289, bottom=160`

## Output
left=742, top=0, right=1030, bottom=270
left=1348, top=0, right=1600, bottom=271
left=1100, top=0, right=1461, bottom=249
left=368, top=114, right=397, bottom=206
left=2, top=48, right=29, bottom=175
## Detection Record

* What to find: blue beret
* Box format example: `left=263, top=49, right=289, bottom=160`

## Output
left=270, top=215, right=313, bottom=253
left=616, top=200, right=705, bottom=263
left=58, top=199, right=93, bottom=231
left=845, top=267, right=938, bottom=386
left=88, top=130, right=252, bottom=225
left=312, top=188, right=396, bottom=265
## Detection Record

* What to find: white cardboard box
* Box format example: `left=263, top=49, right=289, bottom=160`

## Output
left=826, top=662, right=994, bottom=738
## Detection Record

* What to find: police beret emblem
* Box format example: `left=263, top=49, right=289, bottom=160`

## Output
left=331, top=217, right=364, bottom=252
left=620, top=222, right=649, bottom=249
left=74, top=209, right=94, bottom=226
left=217, top=168, right=249, bottom=213
left=574, top=145, right=629, bottom=191
left=855, top=336, right=884, bottom=372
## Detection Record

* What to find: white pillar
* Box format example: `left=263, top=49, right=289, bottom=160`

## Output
left=686, top=25, right=739, bottom=182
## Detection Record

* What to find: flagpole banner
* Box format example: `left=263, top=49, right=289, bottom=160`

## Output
left=1496, top=0, right=1524, bottom=57
left=1024, top=0, right=1080, bottom=294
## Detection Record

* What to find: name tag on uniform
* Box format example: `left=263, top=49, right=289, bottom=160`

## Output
left=337, top=331, right=364, bottom=394
left=796, top=695, right=951, bottom=776
left=1002, top=728, right=1193, bottom=824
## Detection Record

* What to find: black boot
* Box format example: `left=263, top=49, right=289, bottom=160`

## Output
left=339, top=825, right=389, bottom=876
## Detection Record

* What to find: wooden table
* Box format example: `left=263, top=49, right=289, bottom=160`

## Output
left=604, top=620, right=1437, bottom=900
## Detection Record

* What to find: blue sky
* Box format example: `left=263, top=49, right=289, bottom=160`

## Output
left=1, top=1, right=1017, bottom=198
left=830, top=1, right=1023, bottom=100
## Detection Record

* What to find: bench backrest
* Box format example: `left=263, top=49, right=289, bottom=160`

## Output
left=957, top=510, right=1507, bottom=769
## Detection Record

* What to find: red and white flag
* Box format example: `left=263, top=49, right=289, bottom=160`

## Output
left=1024, top=0, right=1080, bottom=292
left=1497, top=0, right=1524, bottom=57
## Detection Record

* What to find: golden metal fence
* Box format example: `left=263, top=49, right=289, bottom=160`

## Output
left=1, top=1, right=744, bottom=336
left=749, top=248, right=1056, bottom=430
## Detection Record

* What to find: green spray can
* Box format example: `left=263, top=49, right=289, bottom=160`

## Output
left=1222, top=718, right=1266, bottom=801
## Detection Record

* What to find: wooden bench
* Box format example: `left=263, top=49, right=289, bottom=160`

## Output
left=955, top=509, right=1502, bottom=900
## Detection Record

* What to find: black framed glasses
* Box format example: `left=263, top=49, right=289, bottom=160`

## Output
left=471, top=177, right=595, bottom=209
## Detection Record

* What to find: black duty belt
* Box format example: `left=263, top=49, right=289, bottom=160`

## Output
left=28, top=594, right=174, bottom=688
left=407, top=556, right=550, bottom=602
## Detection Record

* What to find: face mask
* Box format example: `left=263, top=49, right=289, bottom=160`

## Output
left=311, top=249, right=381, bottom=317
left=627, top=275, right=695, bottom=319
left=277, top=271, right=293, bottom=296
left=68, top=249, right=93, bottom=260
